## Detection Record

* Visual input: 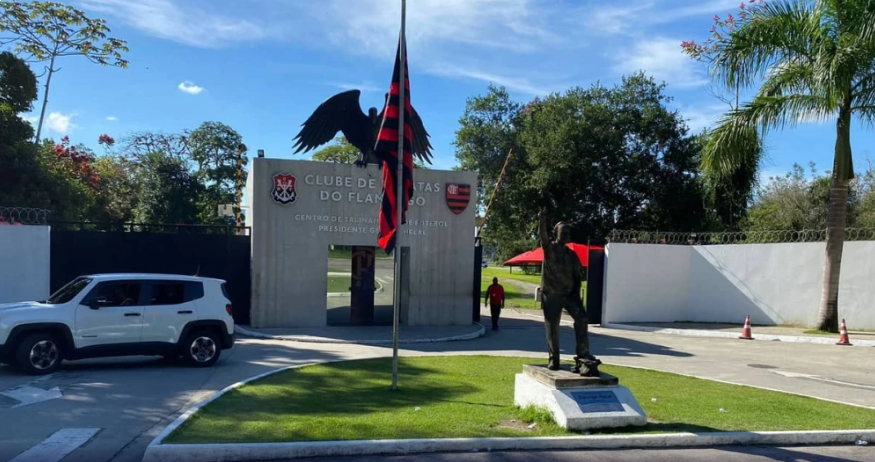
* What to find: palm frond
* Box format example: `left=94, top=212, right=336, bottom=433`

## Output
left=705, top=94, right=833, bottom=176
left=712, top=0, right=824, bottom=90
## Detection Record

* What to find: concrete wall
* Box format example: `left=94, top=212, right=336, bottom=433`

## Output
left=246, top=158, right=477, bottom=328
left=603, top=241, right=875, bottom=329
left=0, top=226, right=50, bottom=304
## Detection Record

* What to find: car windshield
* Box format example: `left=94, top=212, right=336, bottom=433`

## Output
left=46, top=277, right=93, bottom=304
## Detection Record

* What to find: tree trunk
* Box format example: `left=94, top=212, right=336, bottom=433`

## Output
left=816, top=106, right=852, bottom=332
left=34, top=56, right=56, bottom=144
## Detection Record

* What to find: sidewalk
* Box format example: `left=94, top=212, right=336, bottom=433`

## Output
left=236, top=323, right=485, bottom=345
left=603, top=322, right=875, bottom=347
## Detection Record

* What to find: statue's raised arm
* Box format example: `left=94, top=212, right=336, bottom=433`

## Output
left=538, top=207, right=552, bottom=256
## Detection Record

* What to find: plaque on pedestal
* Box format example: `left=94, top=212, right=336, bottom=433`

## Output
left=514, top=365, right=647, bottom=431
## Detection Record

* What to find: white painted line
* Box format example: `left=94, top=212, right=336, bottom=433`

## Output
left=143, top=430, right=875, bottom=462
left=771, top=370, right=875, bottom=390
left=9, top=428, right=100, bottom=462
left=1, top=385, right=63, bottom=408
left=234, top=323, right=486, bottom=345
left=603, top=323, right=875, bottom=347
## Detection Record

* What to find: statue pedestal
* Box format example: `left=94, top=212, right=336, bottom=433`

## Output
left=514, top=364, right=646, bottom=431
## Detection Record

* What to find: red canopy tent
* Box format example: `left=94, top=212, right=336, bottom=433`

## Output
left=504, top=243, right=604, bottom=267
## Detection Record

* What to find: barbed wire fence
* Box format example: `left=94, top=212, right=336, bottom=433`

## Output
left=0, top=206, right=50, bottom=225
left=609, top=228, right=875, bottom=245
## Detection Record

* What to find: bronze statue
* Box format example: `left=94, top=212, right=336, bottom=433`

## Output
left=292, top=90, right=433, bottom=167
left=538, top=207, right=601, bottom=377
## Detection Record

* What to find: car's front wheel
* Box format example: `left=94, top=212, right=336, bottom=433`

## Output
left=15, top=333, right=63, bottom=375
left=181, top=330, right=221, bottom=368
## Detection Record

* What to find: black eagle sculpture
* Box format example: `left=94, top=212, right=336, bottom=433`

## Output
left=293, top=89, right=433, bottom=167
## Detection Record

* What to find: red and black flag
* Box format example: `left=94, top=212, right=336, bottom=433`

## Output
left=376, top=37, right=414, bottom=254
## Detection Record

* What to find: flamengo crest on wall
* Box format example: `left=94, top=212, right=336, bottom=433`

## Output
left=445, top=183, right=470, bottom=215
left=272, top=173, right=297, bottom=205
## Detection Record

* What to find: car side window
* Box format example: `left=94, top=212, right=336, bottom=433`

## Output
left=150, top=282, right=185, bottom=305
left=83, top=281, right=143, bottom=307
left=184, top=281, right=204, bottom=302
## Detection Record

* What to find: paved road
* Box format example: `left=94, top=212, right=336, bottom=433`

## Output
left=2, top=310, right=875, bottom=462
left=296, top=446, right=875, bottom=462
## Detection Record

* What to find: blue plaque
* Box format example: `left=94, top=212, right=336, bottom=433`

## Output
left=569, top=390, right=624, bottom=413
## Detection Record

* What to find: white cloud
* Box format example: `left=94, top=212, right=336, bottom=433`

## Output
left=613, top=37, right=708, bottom=89
left=79, top=0, right=269, bottom=48
left=329, top=82, right=383, bottom=93
left=678, top=104, right=727, bottom=132
left=586, top=0, right=742, bottom=35
left=428, top=64, right=553, bottom=96
left=583, top=2, right=654, bottom=35
left=45, top=112, right=76, bottom=134
left=106, top=116, right=118, bottom=121
left=178, top=81, right=205, bottom=95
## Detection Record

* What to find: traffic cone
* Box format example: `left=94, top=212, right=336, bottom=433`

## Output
left=836, top=319, right=852, bottom=346
left=739, top=314, right=754, bottom=340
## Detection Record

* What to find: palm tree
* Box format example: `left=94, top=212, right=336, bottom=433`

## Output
left=700, top=0, right=875, bottom=332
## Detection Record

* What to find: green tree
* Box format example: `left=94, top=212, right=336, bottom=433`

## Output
left=0, top=52, right=43, bottom=207
left=686, top=0, right=875, bottom=331
left=187, top=121, right=247, bottom=223
left=311, top=136, right=360, bottom=164
left=0, top=1, right=128, bottom=142
left=743, top=164, right=841, bottom=231
left=90, top=154, right=136, bottom=223
left=455, top=75, right=708, bottom=253
left=131, top=151, right=203, bottom=224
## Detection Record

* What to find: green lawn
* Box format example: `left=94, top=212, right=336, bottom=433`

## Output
left=166, top=356, right=875, bottom=444
left=481, top=277, right=539, bottom=309
left=328, top=247, right=392, bottom=260
left=326, top=275, right=349, bottom=293
left=481, top=278, right=588, bottom=310
left=482, top=266, right=542, bottom=285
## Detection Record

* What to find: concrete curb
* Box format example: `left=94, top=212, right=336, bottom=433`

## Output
left=144, top=429, right=875, bottom=462
left=234, top=323, right=486, bottom=345
left=604, top=323, right=875, bottom=347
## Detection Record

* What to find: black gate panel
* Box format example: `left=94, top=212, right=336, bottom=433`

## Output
left=50, top=231, right=251, bottom=325
left=585, top=248, right=605, bottom=325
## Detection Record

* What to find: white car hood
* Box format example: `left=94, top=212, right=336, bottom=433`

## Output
left=0, top=301, right=46, bottom=313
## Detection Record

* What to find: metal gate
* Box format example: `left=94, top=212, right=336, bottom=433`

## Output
left=50, top=223, right=252, bottom=325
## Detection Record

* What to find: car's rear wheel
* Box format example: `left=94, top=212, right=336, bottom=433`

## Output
left=15, top=333, right=63, bottom=375
left=181, top=330, right=221, bottom=368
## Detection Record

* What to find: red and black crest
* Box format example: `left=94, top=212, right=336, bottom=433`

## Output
left=445, top=183, right=471, bottom=215
left=272, top=173, right=297, bottom=205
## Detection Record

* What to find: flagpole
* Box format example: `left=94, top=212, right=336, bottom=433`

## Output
left=391, top=0, right=406, bottom=392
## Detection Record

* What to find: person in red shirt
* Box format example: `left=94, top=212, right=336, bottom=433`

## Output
left=485, top=277, right=505, bottom=331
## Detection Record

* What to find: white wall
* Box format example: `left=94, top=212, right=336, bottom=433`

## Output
left=603, top=241, right=875, bottom=329
left=0, top=226, right=50, bottom=304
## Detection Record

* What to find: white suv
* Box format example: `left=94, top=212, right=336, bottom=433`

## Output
left=0, top=274, right=235, bottom=375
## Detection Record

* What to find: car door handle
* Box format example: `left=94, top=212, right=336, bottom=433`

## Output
left=177, top=310, right=193, bottom=314
left=124, top=312, right=141, bottom=317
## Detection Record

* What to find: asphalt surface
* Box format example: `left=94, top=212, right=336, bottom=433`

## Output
left=2, top=309, right=875, bottom=462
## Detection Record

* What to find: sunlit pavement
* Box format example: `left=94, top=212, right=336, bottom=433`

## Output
left=2, top=308, right=875, bottom=462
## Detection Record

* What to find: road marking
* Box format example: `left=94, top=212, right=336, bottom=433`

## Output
left=9, top=428, right=100, bottom=462
left=1, top=385, right=63, bottom=408
left=771, top=370, right=875, bottom=390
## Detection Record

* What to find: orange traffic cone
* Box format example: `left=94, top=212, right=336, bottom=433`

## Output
left=836, top=319, right=852, bottom=346
left=739, top=314, right=754, bottom=340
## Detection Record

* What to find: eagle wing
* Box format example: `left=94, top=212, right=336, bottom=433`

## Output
left=375, top=101, right=433, bottom=165
left=293, top=90, right=371, bottom=154
left=409, top=106, right=433, bottom=165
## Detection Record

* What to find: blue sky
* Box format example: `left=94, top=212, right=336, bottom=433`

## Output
left=26, top=0, right=875, bottom=177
